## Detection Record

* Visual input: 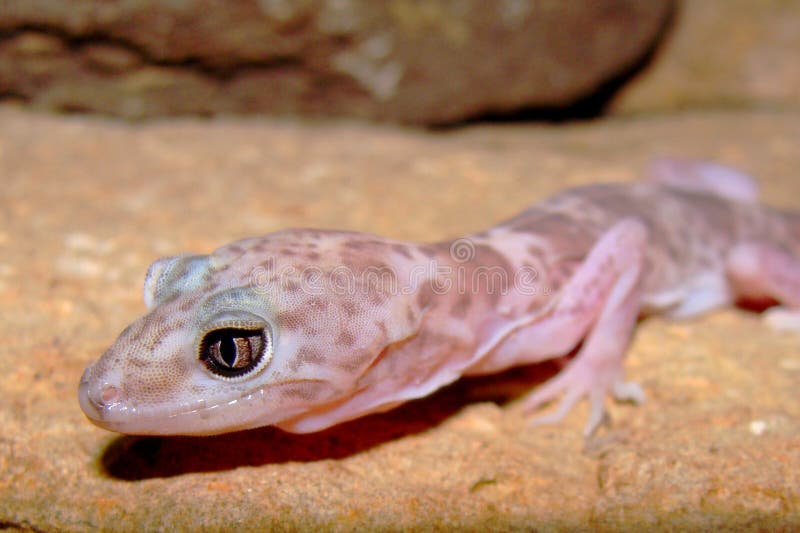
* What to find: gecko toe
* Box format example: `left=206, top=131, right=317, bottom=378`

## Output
left=612, top=380, right=645, bottom=404
left=527, top=387, right=583, bottom=428
left=520, top=360, right=641, bottom=434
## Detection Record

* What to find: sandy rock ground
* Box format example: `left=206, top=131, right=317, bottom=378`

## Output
left=1, top=107, right=799, bottom=531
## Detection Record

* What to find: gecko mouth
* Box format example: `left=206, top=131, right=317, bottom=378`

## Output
left=78, top=370, right=334, bottom=436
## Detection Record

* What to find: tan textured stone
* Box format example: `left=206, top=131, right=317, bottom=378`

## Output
left=0, top=108, right=799, bottom=530
left=612, top=0, right=800, bottom=113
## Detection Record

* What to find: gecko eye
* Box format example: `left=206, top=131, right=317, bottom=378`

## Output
left=199, top=327, right=270, bottom=379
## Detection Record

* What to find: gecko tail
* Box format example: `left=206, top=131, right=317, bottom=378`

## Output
left=646, top=158, right=760, bottom=205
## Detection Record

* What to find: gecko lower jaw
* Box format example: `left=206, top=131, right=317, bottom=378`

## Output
left=76, top=369, right=261, bottom=435
left=77, top=371, right=334, bottom=435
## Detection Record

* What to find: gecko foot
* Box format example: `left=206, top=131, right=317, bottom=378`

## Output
left=521, top=359, right=644, bottom=436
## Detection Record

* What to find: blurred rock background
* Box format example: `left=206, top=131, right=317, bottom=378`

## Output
left=2, top=0, right=796, bottom=123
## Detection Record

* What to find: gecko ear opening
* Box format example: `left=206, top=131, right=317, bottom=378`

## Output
left=143, top=254, right=212, bottom=310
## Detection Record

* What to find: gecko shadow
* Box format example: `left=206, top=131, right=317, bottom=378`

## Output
left=100, top=361, right=562, bottom=480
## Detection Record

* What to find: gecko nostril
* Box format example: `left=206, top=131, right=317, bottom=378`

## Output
left=100, top=383, right=120, bottom=404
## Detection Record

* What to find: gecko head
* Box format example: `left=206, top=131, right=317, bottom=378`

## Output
left=78, top=253, right=295, bottom=435
left=79, top=234, right=426, bottom=436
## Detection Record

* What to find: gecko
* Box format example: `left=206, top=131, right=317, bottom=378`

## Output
left=78, top=159, right=800, bottom=436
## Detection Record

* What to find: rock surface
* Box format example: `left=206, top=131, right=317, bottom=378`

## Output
left=0, top=0, right=671, bottom=123
left=612, top=0, right=800, bottom=113
left=1, top=108, right=799, bottom=530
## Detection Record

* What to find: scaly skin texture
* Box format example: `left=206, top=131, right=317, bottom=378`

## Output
left=79, top=160, right=800, bottom=435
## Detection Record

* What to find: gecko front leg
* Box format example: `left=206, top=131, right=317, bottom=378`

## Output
left=519, top=218, right=648, bottom=435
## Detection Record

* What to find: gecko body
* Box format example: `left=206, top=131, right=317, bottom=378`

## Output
left=79, top=160, right=800, bottom=435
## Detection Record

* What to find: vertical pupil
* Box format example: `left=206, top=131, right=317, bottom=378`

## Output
left=219, top=334, right=238, bottom=367
left=201, top=327, right=267, bottom=377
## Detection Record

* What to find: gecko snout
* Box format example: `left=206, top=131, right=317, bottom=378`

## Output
left=78, top=366, right=122, bottom=424
left=78, top=369, right=100, bottom=420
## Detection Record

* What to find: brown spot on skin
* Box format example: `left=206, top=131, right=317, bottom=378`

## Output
left=287, top=346, right=325, bottom=372
left=275, top=308, right=308, bottom=330
left=342, top=300, right=360, bottom=317
left=125, top=320, right=150, bottom=345
left=128, top=356, right=149, bottom=369
left=526, top=296, right=548, bottom=313
left=374, top=320, right=388, bottom=336
left=226, top=244, right=244, bottom=255
left=511, top=211, right=598, bottom=254
left=302, top=268, right=323, bottom=285
left=179, top=294, right=200, bottom=312
left=549, top=258, right=582, bottom=288
left=470, top=244, right=514, bottom=304
left=149, top=331, right=169, bottom=350
left=306, top=251, right=321, bottom=261
left=336, top=330, right=357, bottom=347
left=419, top=245, right=439, bottom=259
left=339, top=255, right=360, bottom=273
left=307, top=297, right=328, bottom=311
left=281, top=381, right=326, bottom=401
left=416, top=283, right=436, bottom=310
left=527, top=245, right=545, bottom=262
left=362, top=262, right=398, bottom=293
left=127, top=354, right=192, bottom=403
left=450, top=293, right=471, bottom=318
left=369, top=289, right=389, bottom=306
left=279, top=248, right=297, bottom=257
left=405, top=307, right=417, bottom=325
left=391, top=243, right=413, bottom=260
left=282, top=280, right=301, bottom=293
left=344, top=241, right=365, bottom=250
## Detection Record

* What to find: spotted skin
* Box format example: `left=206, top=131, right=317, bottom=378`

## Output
left=79, top=160, right=800, bottom=435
